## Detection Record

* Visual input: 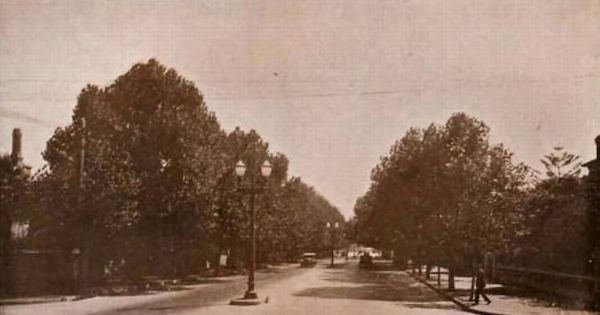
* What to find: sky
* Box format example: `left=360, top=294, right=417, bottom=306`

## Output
left=1, top=0, right=600, bottom=218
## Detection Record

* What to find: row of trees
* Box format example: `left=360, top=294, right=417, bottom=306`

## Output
left=511, top=148, right=595, bottom=274
left=2, top=59, right=344, bottom=289
left=0, top=155, right=32, bottom=291
left=350, top=113, right=596, bottom=288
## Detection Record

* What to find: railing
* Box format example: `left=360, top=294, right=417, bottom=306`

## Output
left=495, top=264, right=598, bottom=302
left=497, top=265, right=595, bottom=282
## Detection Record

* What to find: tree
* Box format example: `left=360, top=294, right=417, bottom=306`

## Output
left=272, top=177, right=344, bottom=260
left=206, top=127, right=345, bottom=267
left=511, top=148, right=588, bottom=274
left=351, top=113, right=530, bottom=289
left=32, top=59, right=346, bottom=287
left=0, top=155, right=31, bottom=292
left=207, top=127, right=288, bottom=272
left=541, top=147, right=582, bottom=179
left=36, top=59, right=227, bottom=283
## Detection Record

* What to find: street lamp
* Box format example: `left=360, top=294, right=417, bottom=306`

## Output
left=230, top=159, right=271, bottom=306
left=326, top=221, right=339, bottom=267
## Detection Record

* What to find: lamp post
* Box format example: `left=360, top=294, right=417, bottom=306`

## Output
left=230, top=159, right=272, bottom=306
left=326, top=221, right=339, bottom=267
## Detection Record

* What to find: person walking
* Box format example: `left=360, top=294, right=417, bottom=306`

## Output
left=474, top=266, right=491, bottom=305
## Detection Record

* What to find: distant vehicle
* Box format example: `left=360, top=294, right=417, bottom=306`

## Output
left=359, top=252, right=373, bottom=269
left=300, top=252, right=317, bottom=268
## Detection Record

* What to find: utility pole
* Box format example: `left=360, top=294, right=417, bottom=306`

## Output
left=583, top=135, right=600, bottom=308
left=79, top=118, right=86, bottom=192
left=78, top=117, right=87, bottom=291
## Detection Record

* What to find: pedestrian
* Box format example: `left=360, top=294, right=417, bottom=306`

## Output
left=474, top=266, right=491, bottom=305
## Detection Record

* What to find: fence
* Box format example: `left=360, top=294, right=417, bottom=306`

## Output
left=495, top=264, right=599, bottom=304
left=6, top=249, right=77, bottom=295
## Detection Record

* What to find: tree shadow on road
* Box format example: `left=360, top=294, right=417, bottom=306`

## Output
left=320, top=269, right=405, bottom=285
left=91, top=278, right=232, bottom=298
left=295, top=284, right=445, bottom=302
left=294, top=267, right=459, bottom=313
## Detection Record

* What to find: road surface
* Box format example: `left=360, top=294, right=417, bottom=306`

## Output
left=2, top=261, right=468, bottom=315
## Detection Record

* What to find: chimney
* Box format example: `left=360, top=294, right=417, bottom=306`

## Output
left=11, top=128, right=22, bottom=164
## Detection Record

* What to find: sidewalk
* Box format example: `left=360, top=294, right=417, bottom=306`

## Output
left=410, top=267, right=598, bottom=315
left=0, top=263, right=296, bottom=307
left=0, top=295, right=76, bottom=306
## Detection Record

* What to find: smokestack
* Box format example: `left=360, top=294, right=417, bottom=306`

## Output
left=11, top=128, right=22, bottom=164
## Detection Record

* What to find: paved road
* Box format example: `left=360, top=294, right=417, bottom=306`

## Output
left=2, top=261, right=468, bottom=315
left=1, top=265, right=306, bottom=315
left=189, top=261, right=468, bottom=315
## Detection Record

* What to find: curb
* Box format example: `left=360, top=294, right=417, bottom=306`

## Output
left=0, top=296, right=74, bottom=306
left=407, top=272, right=509, bottom=315
left=72, top=294, right=95, bottom=301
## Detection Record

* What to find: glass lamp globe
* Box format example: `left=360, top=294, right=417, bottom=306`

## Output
left=261, top=160, right=272, bottom=177
left=235, top=160, right=246, bottom=177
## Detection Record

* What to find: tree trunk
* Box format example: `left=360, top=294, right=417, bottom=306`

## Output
left=425, top=264, right=432, bottom=280
left=170, top=232, right=177, bottom=278
left=214, top=243, right=222, bottom=276
left=392, top=246, right=406, bottom=269
left=448, top=265, right=455, bottom=291
left=469, top=273, right=475, bottom=301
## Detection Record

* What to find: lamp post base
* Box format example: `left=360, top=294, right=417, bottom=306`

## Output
left=230, top=291, right=261, bottom=306
left=243, top=290, right=258, bottom=299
